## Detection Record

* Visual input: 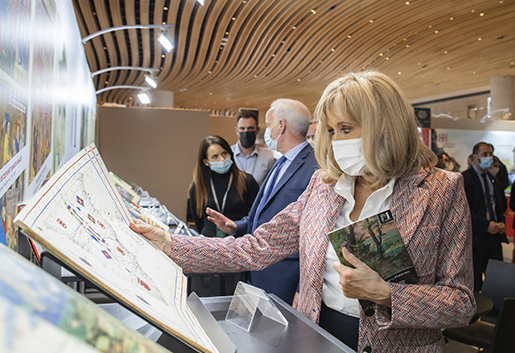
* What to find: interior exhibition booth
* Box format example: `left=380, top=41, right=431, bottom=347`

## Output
left=1, top=1, right=515, bottom=352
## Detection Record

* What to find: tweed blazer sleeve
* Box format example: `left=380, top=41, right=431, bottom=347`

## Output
left=373, top=171, right=476, bottom=330
left=167, top=171, right=318, bottom=273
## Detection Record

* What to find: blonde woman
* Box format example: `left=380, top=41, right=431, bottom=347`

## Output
left=131, top=71, right=475, bottom=352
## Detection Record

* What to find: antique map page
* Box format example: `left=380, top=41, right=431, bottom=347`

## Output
left=15, top=144, right=218, bottom=353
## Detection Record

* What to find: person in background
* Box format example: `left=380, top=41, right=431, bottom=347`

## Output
left=231, top=110, right=275, bottom=186
left=486, top=143, right=509, bottom=190
left=188, top=135, right=259, bottom=296
left=510, top=181, right=515, bottom=264
left=306, top=120, right=318, bottom=149
left=131, top=71, right=475, bottom=352
left=490, top=155, right=510, bottom=190
left=213, top=98, right=318, bottom=305
left=462, top=142, right=508, bottom=291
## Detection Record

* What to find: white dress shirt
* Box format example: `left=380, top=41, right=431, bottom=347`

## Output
left=322, top=173, right=396, bottom=317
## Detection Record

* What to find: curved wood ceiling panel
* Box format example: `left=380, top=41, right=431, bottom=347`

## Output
left=73, top=0, right=515, bottom=114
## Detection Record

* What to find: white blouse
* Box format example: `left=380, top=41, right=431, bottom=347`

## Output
left=322, top=174, right=396, bottom=317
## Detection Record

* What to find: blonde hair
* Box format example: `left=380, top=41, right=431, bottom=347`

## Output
left=314, top=70, right=437, bottom=186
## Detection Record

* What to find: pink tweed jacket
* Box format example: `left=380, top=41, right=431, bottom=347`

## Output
left=170, top=167, right=476, bottom=352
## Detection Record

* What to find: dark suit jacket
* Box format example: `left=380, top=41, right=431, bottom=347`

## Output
left=509, top=183, right=515, bottom=229
left=462, top=167, right=508, bottom=247
left=233, top=144, right=319, bottom=303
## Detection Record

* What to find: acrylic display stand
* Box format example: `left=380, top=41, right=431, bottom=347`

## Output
left=225, top=282, right=288, bottom=332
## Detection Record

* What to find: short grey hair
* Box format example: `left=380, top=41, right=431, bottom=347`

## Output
left=270, top=99, right=311, bottom=137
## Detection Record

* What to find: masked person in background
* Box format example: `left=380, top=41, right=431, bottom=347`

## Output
left=462, top=142, right=508, bottom=291
left=306, top=121, right=318, bottom=149
left=188, top=135, right=259, bottom=296
left=231, top=110, right=276, bottom=187
left=132, top=71, right=475, bottom=352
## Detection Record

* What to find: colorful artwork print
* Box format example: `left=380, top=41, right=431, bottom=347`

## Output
left=32, top=0, right=56, bottom=93
left=53, top=44, right=67, bottom=173
left=0, top=0, right=31, bottom=84
left=0, top=174, right=24, bottom=249
left=0, top=296, right=101, bottom=353
left=0, top=82, right=27, bottom=170
left=29, top=94, right=52, bottom=184
left=0, top=244, right=173, bottom=353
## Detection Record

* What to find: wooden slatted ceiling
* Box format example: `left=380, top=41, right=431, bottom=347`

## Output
left=73, top=0, right=515, bottom=115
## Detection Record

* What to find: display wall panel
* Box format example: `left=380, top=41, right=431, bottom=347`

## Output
left=97, top=106, right=210, bottom=221
left=0, top=0, right=97, bottom=249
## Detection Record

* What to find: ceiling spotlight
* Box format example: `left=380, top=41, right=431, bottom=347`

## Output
left=157, top=28, right=174, bottom=52
left=145, top=73, right=157, bottom=88
left=137, top=90, right=151, bottom=104
left=197, top=0, right=204, bottom=5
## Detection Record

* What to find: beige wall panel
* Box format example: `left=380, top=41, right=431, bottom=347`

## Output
left=97, top=106, right=210, bottom=221
left=209, top=116, right=238, bottom=145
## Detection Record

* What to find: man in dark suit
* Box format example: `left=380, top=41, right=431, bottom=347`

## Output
left=462, top=142, right=508, bottom=291
left=207, top=98, right=318, bottom=304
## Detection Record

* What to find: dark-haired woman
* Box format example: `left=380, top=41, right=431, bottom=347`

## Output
left=188, top=135, right=259, bottom=296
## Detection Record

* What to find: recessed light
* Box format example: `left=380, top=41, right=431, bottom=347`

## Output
left=163, top=7, right=168, bottom=10
left=379, top=53, right=383, bottom=56
left=406, top=44, right=410, bottom=47
left=478, top=38, right=482, bottom=41
left=208, top=71, right=212, bottom=74
left=473, top=72, right=476, bottom=74
left=418, top=62, right=421, bottom=65
left=386, top=57, right=389, bottom=60
left=369, top=19, right=374, bottom=23
left=450, top=17, right=454, bottom=20
left=347, top=35, right=352, bottom=38
left=162, top=54, right=165, bottom=57
left=471, top=9, right=475, bottom=13
left=232, top=17, right=236, bottom=20
left=447, top=67, right=450, bottom=70
left=209, top=93, right=212, bottom=95
left=331, top=48, right=335, bottom=52
left=435, top=30, right=439, bottom=34
left=480, top=13, right=484, bottom=16
left=297, top=78, right=301, bottom=81
left=311, top=9, right=316, bottom=14
left=428, top=25, right=432, bottom=29
left=398, top=72, right=401, bottom=75
left=444, top=51, right=448, bottom=54
left=405, top=1, right=409, bottom=4
left=292, top=26, right=296, bottom=29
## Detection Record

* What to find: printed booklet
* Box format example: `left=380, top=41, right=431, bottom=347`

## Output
left=328, top=210, right=418, bottom=284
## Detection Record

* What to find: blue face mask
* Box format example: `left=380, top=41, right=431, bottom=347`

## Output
left=209, top=157, right=233, bottom=174
left=264, top=122, right=281, bottom=151
left=479, top=157, right=493, bottom=169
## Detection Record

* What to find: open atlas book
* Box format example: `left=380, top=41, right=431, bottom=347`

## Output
left=328, top=210, right=418, bottom=284
left=14, top=144, right=218, bottom=353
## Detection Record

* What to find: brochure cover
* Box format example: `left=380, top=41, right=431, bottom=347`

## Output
left=328, top=210, right=418, bottom=284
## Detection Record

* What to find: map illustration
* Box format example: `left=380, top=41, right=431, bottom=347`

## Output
left=15, top=144, right=217, bottom=353
left=0, top=244, right=171, bottom=353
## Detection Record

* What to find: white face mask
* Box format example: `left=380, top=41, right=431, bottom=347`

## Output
left=264, top=121, right=281, bottom=151
left=332, top=138, right=366, bottom=176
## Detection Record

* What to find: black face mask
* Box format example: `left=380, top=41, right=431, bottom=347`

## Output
left=239, top=131, right=256, bottom=148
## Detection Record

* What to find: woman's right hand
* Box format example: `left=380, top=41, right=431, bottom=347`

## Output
left=206, top=207, right=237, bottom=234
left=130, top=219, right=172, bottom=256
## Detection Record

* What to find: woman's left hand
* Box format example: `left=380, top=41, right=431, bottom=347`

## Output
left=334, top=247, right=392, bottom=307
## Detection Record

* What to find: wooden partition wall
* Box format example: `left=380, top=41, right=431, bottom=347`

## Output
left=97, top=106, right=210, bottom=221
